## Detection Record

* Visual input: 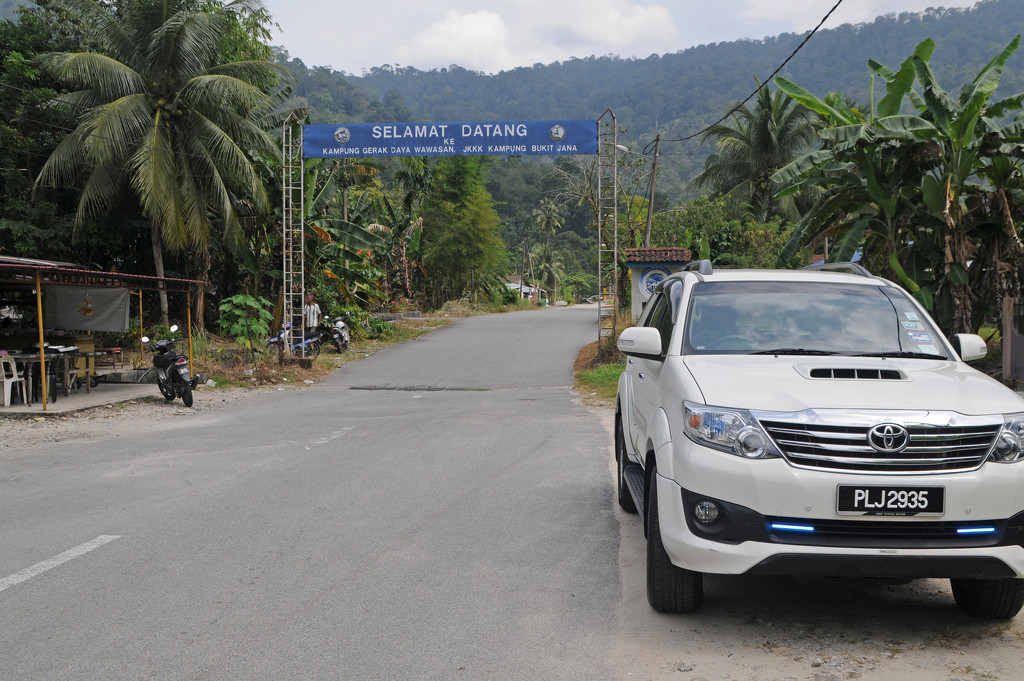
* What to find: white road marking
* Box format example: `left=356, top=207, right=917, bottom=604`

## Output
left=0, top=535, right=121, bottom=593
left=307, top=425, right=357, bottom=449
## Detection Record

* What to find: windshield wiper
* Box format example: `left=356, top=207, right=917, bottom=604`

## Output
left=751, top=348, right=840, bottom=356
left=855, top=350, right=949, bottom=360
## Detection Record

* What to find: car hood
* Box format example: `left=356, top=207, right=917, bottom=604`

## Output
left=682, top=355, right=1024, bottom=415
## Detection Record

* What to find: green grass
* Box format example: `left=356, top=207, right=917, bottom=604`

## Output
left=576, top=361, right=624, bottom=402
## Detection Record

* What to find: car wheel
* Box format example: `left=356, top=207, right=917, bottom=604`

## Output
left=158, top=378, right=175, bottom=402
left=950, top=577, right=1024, bottom=619
left=180, top=383, right=193, bottom=408
left=616, top=417, right=637, bottom=514
left=647, top=466, right=703, bottom=613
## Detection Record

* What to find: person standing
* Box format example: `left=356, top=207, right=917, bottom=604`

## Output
left=303, top=292, right=321, bottom=337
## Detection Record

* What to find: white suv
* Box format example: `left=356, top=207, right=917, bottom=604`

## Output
left=615, top=262, right=1024, bottom=618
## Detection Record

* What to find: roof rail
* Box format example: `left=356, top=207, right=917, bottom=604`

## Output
left=683, top=259, right=713, bottom=275
left=801, top=261, right=872, bottom=277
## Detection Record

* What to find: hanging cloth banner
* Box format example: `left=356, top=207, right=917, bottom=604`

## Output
left=43, top=285, right=130, bottom=332
left=303, top=120, right=598, bottom=158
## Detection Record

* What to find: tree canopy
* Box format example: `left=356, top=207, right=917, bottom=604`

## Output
left=774, top=35, right=1024, bottom=335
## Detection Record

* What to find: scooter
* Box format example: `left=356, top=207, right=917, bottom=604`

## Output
left=267, top=323, right=322, bottom=359
left=142, top=325, right=202, bottom=407
left=329, top=315, right=350, bottom=353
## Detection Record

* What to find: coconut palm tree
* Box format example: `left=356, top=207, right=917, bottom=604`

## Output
left=531, top=244, right=564, bottom=303
left=532, top=197, right=563, bottom=247
left=690, top=82, right=820, bottom=223
left=33, top=0, right=293, bottom=325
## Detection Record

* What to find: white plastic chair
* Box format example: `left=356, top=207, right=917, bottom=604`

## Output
left=1, top=356, right=27, bottom=407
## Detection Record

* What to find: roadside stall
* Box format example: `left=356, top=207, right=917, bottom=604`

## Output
left=0, top=256, right=202, bottom=412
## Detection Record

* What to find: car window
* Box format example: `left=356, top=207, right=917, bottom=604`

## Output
left=642, top=291, right=670, bottom=355
left=637, top=290, right=662, bottom=327
left=654, top=297, right=674, bottom=354
left=681, top=281, right=946, bottom=356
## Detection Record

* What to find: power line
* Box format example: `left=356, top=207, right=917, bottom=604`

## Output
left=643, top=0, right=845, bottom=154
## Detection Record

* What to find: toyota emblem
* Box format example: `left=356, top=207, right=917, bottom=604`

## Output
left=868, top=424, right=910, bottom=453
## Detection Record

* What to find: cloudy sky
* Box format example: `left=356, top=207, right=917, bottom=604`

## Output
left=260, top=0, right=980, bottom=75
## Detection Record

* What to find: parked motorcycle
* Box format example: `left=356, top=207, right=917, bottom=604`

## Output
left=329, top=315, right=350, bottom=353
left=142, top=325, right=202, bottom=407
left=267, top=323, right=322, bottom=359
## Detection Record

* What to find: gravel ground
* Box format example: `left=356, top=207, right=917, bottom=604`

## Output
left=0, top=384, right=288, bottom=450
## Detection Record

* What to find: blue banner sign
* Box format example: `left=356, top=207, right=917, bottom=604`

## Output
left=303, top=120, right=597, bottom=158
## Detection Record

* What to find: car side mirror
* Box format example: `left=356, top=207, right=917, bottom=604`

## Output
left=952, top=333, right=987, bottom=362
left=617, top=326, right=664, bottom=360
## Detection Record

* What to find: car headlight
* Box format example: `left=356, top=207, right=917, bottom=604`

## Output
left=683, top=402, right=781, bottom=459
left=991, top=413, right=1024, bottom=463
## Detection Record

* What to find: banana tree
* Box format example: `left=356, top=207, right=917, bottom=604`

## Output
left=249, top=144, right=386, bottom=306
left=367, top=193, right=424, bottom=301
left=773, top=35, right=1024, bottom=334
left=311, top=188, right=388, bottom=305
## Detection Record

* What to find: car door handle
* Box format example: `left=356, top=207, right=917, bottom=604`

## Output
left=638, top=371, right=645, bottom=380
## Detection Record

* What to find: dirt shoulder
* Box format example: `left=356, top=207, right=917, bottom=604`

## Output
left=1, top=318, right=448, bottom=451
left=0, top=385, right=283, bottom=450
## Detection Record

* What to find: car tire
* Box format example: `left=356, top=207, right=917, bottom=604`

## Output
left=646, top=466, right=703, bottom=613
left=950, top=577, right=1024, bottom=619
left=616, top=416, right=637, bottom=514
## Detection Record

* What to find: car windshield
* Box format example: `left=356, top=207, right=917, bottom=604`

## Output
left=682, top=281, right=948, bottom=357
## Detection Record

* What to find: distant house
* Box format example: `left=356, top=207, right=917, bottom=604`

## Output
left=505, top=276, right=546, bottom=304
left=622, top=247, right=692, bottom=318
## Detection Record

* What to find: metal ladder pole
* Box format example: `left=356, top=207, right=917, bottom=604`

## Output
left=281, top=115, right=306, bottom=358
left=597, top=109, right=619, bottom=343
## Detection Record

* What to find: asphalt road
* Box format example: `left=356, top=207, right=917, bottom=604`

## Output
left=10, top=305, right=1023, bottom=681
left=1, top=306, right=618, bottom=680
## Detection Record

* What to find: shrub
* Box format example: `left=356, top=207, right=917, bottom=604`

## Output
left=218, top=294, right=273, bottom=347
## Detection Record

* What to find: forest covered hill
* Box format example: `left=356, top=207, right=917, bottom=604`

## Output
left=6, top=0, right=1024, bottom=199
left=276, top=0, right=1024, bottom=197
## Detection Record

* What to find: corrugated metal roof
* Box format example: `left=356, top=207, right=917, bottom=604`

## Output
left=0, top=255, right=80, bottom=268
left=0, top=256, right=203, bottom=290
left=622, top=247, right=692, bottom=264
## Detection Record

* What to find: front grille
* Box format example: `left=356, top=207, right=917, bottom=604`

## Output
left=760, top=420, right=1000, bottom=473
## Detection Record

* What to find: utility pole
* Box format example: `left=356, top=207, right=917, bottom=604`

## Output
left=342, top=158, right=349, bottom=223
left=520, top=239, right=528, bottom=299
left=644, top=133, right=660, bottom=248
